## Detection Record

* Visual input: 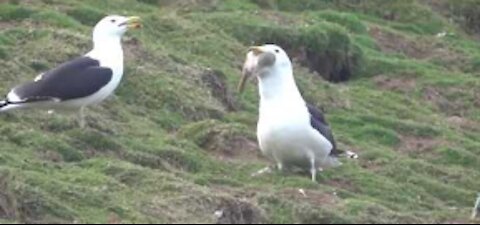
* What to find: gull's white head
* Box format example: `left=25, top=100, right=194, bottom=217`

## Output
left=238, top=44, right=293, bottom=92
left=93, top=15, right=141, bottom=43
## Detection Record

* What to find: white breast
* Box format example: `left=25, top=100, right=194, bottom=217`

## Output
left=62, top=48, right=124, bottom=108
left=257, top=97, right=333, bottom=169
left=87, top=48, right=124, bottom=104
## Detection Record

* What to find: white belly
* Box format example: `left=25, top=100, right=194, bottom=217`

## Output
left=257, top=108, right=333, bottom=169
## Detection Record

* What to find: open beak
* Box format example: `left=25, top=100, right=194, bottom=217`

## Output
left=238, top=46, right=264, bottom=93
left=248, top=46, right=264, bottom=56
left=121, top=16, right=142, bottom=29
left=237, top=65, right=251, bottom=93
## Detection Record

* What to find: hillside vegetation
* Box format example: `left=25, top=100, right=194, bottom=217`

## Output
left=0, top=0, right=479, bottom=223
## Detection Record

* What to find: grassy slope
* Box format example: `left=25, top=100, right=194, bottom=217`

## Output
left=0, top=0, right=479, bottom=223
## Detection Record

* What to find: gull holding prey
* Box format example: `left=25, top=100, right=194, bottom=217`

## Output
left=238, top=44, right=357, bottom=182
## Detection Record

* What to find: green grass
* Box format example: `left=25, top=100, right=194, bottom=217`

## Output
left=0, top=0, right=479, bottom=223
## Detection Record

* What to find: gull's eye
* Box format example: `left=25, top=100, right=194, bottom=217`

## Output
left=275, top=49, right=280, bottom=53
left=111, top=19, right=116, bottom=23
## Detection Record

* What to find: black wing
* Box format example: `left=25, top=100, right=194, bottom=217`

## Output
left=11, top=57, right=113, bottom=103
left=307, top=103, right=342, bottom=156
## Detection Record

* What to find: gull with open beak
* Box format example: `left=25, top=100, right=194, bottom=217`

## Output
left=0, top=15, right=141, bottom=128
left=239, top=44, right=357, bottom=182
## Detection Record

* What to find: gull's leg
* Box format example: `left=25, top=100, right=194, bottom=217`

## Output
left=78, top=107, right=86, bottom=129
left=250, top=157, right=283, bottom=177
left=277, top=162, right=284, bottom=171
left=310, top=157, right=317, bottom=182
left=272, top=153, right=283, bottom=171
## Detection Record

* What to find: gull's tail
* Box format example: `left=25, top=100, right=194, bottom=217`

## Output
left=342, top=150, right=359, bottom=159
left=0, top=99, right=9, bottom=112
left=331, top=148, right=359, bottom=159
left=0, top=99, right=20, bottom=112
left=322, top=149, right=358, bottom=169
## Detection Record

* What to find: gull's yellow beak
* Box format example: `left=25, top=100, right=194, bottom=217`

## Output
left=248, top=46, right=264, bottom=56
left=125, top=16, right=142, bottom=29
left=238, top=46, right=264, bottom=93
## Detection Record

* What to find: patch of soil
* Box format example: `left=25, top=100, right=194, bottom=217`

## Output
left=369, top=26, right=467, bottom=67
left=369, top=26, right=430, bottom=59
left=145, top=194, right=266, bottom=224
left=428, top=47, right=470, bottom=71
left=257, top=11, right=297, bottom=26
left=0, top=172, right=17, bottom=220
left=0, top=193, right=11, bottom=219
left=201, top=69, right=239, bottom=112
left=357, top=158, right=387, bottom=172
left=325, top=178, right=360, bottom=193
left=0, top=22, right=18, bottom=30
left=446, top=116, right=480, bottom=132
left=423, top=87, right=461, bottom=116
left=207, top=134, right=261, bottom=162
left=423, top=86, right=472, bottom=116
left=397, top=135, right=444, bottom=154
left=215, top=198, right=266, bottom=224
left=153, top=0, right=219, bottom=12
left=373, top=75, right=417, bottom=93
left=123, top=37, right=156, bottom=64
left=35, top=150, right=63, bottom=163
left=372, top=26, right=469, bottom=72
left=107, top=212, right=122, bottom=224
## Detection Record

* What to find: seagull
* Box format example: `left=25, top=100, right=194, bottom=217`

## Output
left=0, top=15, right=141, bottom=128
left=238, top=44, right=357, bottom=182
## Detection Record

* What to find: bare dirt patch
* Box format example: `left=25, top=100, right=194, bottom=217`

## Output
left=423, top=86, right=472, bottom=116
left=0, top=22, right=18, bottom=30
left=257, top=11, right=298, bottom=26
left=369, top=26, right=430, bottom=59
left=397, top=135, right=445, bottom=154
left=369, top=26, right=467, bottom=67
left=144, top=194, right=266, bottom=224
left=123, top=37, right=157, bottom=64
left=216, top=198, right=267, bottom=224
left=201, top=69, right=239, bottom=112
left=0, top=172, right=17, bottom=220
left=446, top=116, right=480, bottom=132
left=326, top=178, right=360, bottom=193
left=207, top=134, right=261, bottom=162
left=35, top=150, right=63, bottom=163
left=373, top=75, right=417, bottom=93
left=423, top=87, right=449, bottom=108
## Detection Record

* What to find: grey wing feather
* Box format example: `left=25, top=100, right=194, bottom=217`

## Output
left=307, top=103, right=343, bottom=156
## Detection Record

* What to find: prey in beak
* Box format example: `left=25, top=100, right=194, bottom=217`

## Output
left=238, top=46, right=264, bottom=93
left=120, top=16, right=142, bottom=29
